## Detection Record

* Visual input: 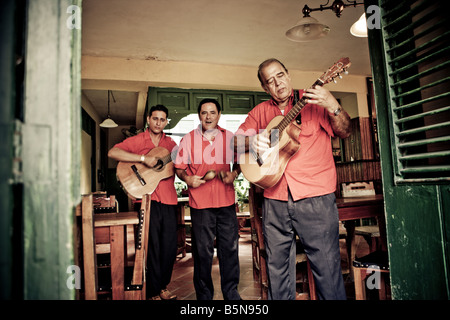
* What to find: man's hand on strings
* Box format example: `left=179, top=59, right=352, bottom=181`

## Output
left=303, top=86, right=340, bottom=113
left=250, top=133, right=271, bottom=154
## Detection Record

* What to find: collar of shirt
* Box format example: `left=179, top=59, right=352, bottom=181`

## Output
left=144, top=129, right=168, bottom=147
left=268, top=90, right=296, bottom=109
left=194, top=124, right=226, bottom=142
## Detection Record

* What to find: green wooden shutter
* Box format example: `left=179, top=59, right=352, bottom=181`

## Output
left=379, top=0, right=450, bottom=183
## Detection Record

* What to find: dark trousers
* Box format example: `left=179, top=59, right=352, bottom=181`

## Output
left=144, top=200, right=178, bottom=297
left=190, top=204, right=241, bottom=300
left=262, top=192, right=346, bottom=300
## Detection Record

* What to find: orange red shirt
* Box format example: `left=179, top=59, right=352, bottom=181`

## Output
left=174, top=125, right=236, bottom=209
left=113, top=130, right=178, bottom=205
left=236, top=90, right=337, bottom=201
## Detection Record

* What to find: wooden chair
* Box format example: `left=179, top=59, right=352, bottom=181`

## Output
left=248, top=185, right=269, bottom=300
left=248, top=185, right=316, bottom=300
left=79, top=193, right=151, bottom=300
left=295, top=241, right=316, bottom=300
left=341, top=182, right=382, bottom=254
left=92, top=192, right=118, bottom=213
left=353, top=250, right=390, bottom=300
left=354, top=225, right=382, bottom=252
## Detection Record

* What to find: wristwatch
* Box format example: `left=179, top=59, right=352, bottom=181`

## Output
left=333, top=107, right=342, bottom=116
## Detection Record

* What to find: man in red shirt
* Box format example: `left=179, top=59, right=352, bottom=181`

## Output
left=174, top=98, right=241, bottom=300
left=234, top=58, right=351, bottom=300
left=108, top=104, right=178, bottom=300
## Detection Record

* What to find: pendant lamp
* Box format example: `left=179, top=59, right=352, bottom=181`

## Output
left=100, top=90, right=118, bottom=128
left=286, top=15, right=330, bottom=42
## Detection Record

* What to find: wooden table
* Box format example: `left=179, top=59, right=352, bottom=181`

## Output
left=336, top=195, right=386, bottom=275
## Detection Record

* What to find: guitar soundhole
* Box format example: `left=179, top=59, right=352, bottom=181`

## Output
left=153, top=159, right=164, bottom=171
left=269, top=130, right=279, bottom=148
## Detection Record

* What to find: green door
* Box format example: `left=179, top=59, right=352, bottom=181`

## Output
left=0, top=0, right=82, bottom=299
left=366, top=0, right=450, bottom=299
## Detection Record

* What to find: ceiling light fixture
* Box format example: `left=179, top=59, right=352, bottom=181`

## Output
left=99, top=90, right=118, bottom=128
left=286, top=0, right=364, bottom=42
left=350, top=12, right=368, bottom=37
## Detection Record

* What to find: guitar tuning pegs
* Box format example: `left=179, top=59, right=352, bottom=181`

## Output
left=338, top=73, right=343, bottom=79
left=343, top=69, right=348, bottom=75
left=333, top=78, right=337, bottom=83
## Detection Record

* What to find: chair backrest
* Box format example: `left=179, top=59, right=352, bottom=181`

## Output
left=342, top=181, right=375, bottom=197
left=92, top=192, right=118, bottom=213
left=248, top=185, right=264, bottom=218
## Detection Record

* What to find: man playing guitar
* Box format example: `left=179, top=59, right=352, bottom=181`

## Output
left=234, top=58, right=351, bottom=300
left=108, top=104, right=178, bottom=300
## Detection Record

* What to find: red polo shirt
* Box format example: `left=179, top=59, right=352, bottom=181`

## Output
left=113, top=130, right=178, bottom=205
left=174, top=125, right=236, bottom=209
left=236, top=90, right=337, bottom=201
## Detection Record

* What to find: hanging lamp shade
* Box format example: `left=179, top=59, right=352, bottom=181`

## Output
left=99, top=117, right=118, bottom=128
left=100, top=90, right=118, bottom=128
left=286, top=16, right=330, bottom=42
left=350, top=13, right=368, bottom=37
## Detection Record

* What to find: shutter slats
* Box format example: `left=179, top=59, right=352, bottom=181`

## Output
left=389, top=31, right=450, bottom=65
left=398, top=135, right=450, bottom=148
left=400, top=165, right=450, bottom=174
left=393, top=92, right=450, bottom=111
left=395, top=105, right=450, bottom=124
left=393, top=77, right=450, bottom=100
left=396, top=121, right=450, bottom=137
left=390, top=59, right=450, bottom=88
left=399, top=150, right=450, bottom=161
left=380, top=0, right=450, bottom=183
left=384, top=5, right=441, bottom=41
left=389, top=46, right=450, bottom=77
left=387, top=19, right=448, bottom=54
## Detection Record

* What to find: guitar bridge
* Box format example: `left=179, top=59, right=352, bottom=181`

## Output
left=251, top=150, right=264, bottom=166
left=131, top=165, right=146, bottom=186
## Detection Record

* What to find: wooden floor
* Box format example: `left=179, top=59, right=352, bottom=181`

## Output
left=166, top=228, right=372, bottom=300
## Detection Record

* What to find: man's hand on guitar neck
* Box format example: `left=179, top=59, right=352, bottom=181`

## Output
left=303, top=86, right=351, bottom=139
left=303, top=86, right=339, bottom=113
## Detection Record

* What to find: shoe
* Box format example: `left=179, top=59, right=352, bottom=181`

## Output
left=160, top=288, right=177, bottom=300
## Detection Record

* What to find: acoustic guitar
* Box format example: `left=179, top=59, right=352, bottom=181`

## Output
left=116, top=146, right=174, bottom=200
left=239, top=57, right=351, bottom=189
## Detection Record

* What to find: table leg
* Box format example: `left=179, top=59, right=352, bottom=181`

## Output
left=343, top=220, right=356, bottom=277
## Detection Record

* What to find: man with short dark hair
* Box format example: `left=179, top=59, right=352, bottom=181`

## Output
left=108, top=104, right=178, bottom=300
left=174, top=98, right=241, bottom=300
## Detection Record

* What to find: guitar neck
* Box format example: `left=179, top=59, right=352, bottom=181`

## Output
left=276, top=79, right=324, bottom=132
